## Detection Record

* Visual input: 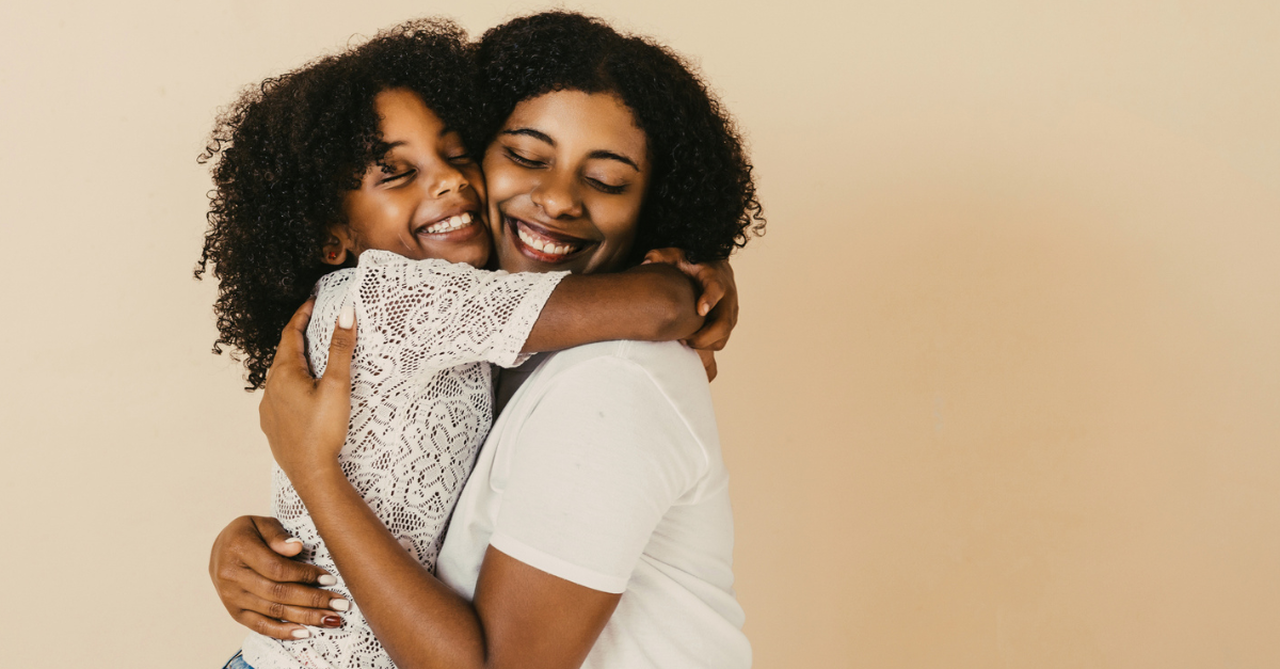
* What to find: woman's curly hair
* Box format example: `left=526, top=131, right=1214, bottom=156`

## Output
left=195, top=19, right=478, bottom=390
left=475, top=11, right=766, bottom=265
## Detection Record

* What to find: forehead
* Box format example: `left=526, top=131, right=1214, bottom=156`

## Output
left=504, top=90, right=647, bottom=163
left=374, top=88, right=450, bottom=142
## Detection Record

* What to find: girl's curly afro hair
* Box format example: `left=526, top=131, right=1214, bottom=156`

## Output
left=196, top=19, right=478, bottom=390
left=474, top=11, right=765, bottom=265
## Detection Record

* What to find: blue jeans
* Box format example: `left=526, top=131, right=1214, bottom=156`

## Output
left=221, top=650, right=253, bottom=669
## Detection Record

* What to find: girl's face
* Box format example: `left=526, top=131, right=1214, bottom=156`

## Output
left=329, top=88, right=490, bottom=267
left=482, top=90, right=651, bottom=275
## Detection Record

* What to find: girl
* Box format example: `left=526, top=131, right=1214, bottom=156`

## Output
left=197, top=19, right=734, bottom=669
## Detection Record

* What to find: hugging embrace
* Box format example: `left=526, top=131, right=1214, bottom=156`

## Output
left=199, top=10, right=764, bottom=669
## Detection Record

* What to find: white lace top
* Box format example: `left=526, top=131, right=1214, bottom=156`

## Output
left=242, top=249, right=566, bottom=669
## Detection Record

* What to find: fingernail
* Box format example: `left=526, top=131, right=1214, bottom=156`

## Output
left=699, top=303, right=710, bottom=316
left=330, top=598, right=350, bottom=611
left=338, top=301, right=355, bottom=329
left=323, top=616, right=342, bottom=628
left=284, top=537, right=303, bottom=545
left=291, top=629, right=311, bottom=639
left=318, top=574, right=338, bottom=586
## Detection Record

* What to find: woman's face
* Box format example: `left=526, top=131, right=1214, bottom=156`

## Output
left=482, top=90, right=651, bottom=275
left=334, top=88, right=490, bottom=267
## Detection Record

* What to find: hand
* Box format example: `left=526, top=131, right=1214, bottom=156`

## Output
left=642, top=248, right=739, bottom=353
left=259, top=299, right=356, bottom=485
left=209, top=515, right=349, bottom=639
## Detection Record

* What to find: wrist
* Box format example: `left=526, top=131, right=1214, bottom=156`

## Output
left=287, top=458, right=346, bottom=496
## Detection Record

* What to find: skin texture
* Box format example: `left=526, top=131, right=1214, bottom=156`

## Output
left=208, top=13, right=768, bottom=658
left=326, top=88, right=717, bottom=354
left=210, top=90, right=738, bottom=651
left=212, top=81, right=742, bottom=665
left=234, top=92, right=670, bottom=668
left=483, top=91, right=649, bottom=276
left=325, top=89, right=491, bottom=268
left=195, top=19, right=483, bottom=391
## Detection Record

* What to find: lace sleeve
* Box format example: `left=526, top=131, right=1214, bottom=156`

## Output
left=349, top=250, right=567, bottom=372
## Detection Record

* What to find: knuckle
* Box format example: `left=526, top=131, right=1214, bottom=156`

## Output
left=251, top=616, right=275, bottom=636
left=268, top=600, right=287, bottom=619
left=269, top=579, right=293, bottom=601
left=264, top=560, right=293, bottom=583
left=215, top=564, right=239, bottom=583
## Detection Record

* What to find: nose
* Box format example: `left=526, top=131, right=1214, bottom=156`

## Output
left=423, top=161, right=470, bottom=198
left=530, top=169, right=583, bottom=219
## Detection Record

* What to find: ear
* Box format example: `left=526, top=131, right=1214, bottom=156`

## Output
left=322, top=225, right=355, bottom=266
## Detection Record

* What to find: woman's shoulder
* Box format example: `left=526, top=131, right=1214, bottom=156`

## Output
left=540, top=341, right=705, bottom=388
left=528, top=341, right=719, bottom=449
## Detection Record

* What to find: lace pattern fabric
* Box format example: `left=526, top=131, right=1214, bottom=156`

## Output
left=242, top=250, right=566, bottom=669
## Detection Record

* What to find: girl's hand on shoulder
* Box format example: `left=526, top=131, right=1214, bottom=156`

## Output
left=642, top=248, right=738, bottom=378
left=260, top=300, right=356, bottom=484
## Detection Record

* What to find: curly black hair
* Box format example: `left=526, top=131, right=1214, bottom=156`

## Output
left=195, top=19, right=478, bottom=390
left=474, top=11, right=766, bottom=265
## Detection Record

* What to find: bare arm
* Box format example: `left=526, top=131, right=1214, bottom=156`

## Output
left=522, top=263, right=701, bottom=353
left=283, top=461, right=618, bottom=669
left=249, top=302, right=618, bottom=668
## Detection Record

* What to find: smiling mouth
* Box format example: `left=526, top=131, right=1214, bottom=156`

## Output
left=507, top=216, right=591, bottom=260
left=420, top=212, right=476, bottom=235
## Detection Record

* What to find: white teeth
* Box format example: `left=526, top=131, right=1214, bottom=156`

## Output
left=423, top=213, right=474, bottom=234
left=516, top=224, right=578, bottom=256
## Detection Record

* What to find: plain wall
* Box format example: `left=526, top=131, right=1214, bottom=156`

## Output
left=1, top=1, right=1278, bottom=667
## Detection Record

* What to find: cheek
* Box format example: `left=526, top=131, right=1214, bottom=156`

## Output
left=462, top=164, right=487, bottom=204
left=596, top=195, right=644, bottom=246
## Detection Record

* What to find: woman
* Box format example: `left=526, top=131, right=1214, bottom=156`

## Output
left=212, top=12, right=764, bottom=668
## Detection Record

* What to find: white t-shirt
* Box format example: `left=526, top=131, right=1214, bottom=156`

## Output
left=243, top=249, right=566, bottom=669
left=437, top=340, right=751, bottom=669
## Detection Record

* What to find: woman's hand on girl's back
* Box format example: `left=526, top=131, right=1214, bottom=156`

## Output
left=259, top=300, right=356, bottom=486
left=209, top=515, right=349, bottom=639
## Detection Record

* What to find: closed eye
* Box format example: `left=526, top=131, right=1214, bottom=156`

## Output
left=379, top=169, right=415, bottom=185
left=587, top=178, right=627, bottom=195
left=505, top=148, right=545, bottom=168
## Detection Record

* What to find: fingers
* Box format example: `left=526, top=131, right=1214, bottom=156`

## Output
left=235, top=610, right=314, bottom=641
left=220, top=516, right=333, bottom=586
left=234, top=567, right=347, bottom=612
left=238, top=539, right=334, bottom=587
left=684, top=298, right=737, bottom=351
left=642, top=247, right=687, bottom=266
left=321, top=300, right=357, bottom=392
left=224, top=579, right=347, bottom=635
left=266, top=300, right=317, bottom=387
left=692, top=267, right=727, bottom=317
left=697, top=349, right=718, bottom=382
left=251, top=516, right=303, bottom=558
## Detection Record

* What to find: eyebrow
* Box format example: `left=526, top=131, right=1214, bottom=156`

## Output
left=501, top=127, right=641, bottom=172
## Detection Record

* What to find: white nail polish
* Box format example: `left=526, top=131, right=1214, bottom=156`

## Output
left=338, top=301, right=355, bottom=329
left=318, top=574, right=338, bottom=586
left=291, top=629, right=311, bottom=639
left=330, top=598, right=350, bottom=612
left=284, top=537, right=303, bottom=545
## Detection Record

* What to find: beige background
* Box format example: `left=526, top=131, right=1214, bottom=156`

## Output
left=2, top=0, right=1278, bottom=667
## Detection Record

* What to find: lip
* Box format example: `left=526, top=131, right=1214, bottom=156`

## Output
left=415, top=206, right=484, bottom=241
left=505, top=215, right=596, bottom=263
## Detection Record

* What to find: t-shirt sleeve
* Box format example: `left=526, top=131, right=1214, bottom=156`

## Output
left=488, top=355, right=707, bottom=593
left=352, top=250, right=567, bottom=371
